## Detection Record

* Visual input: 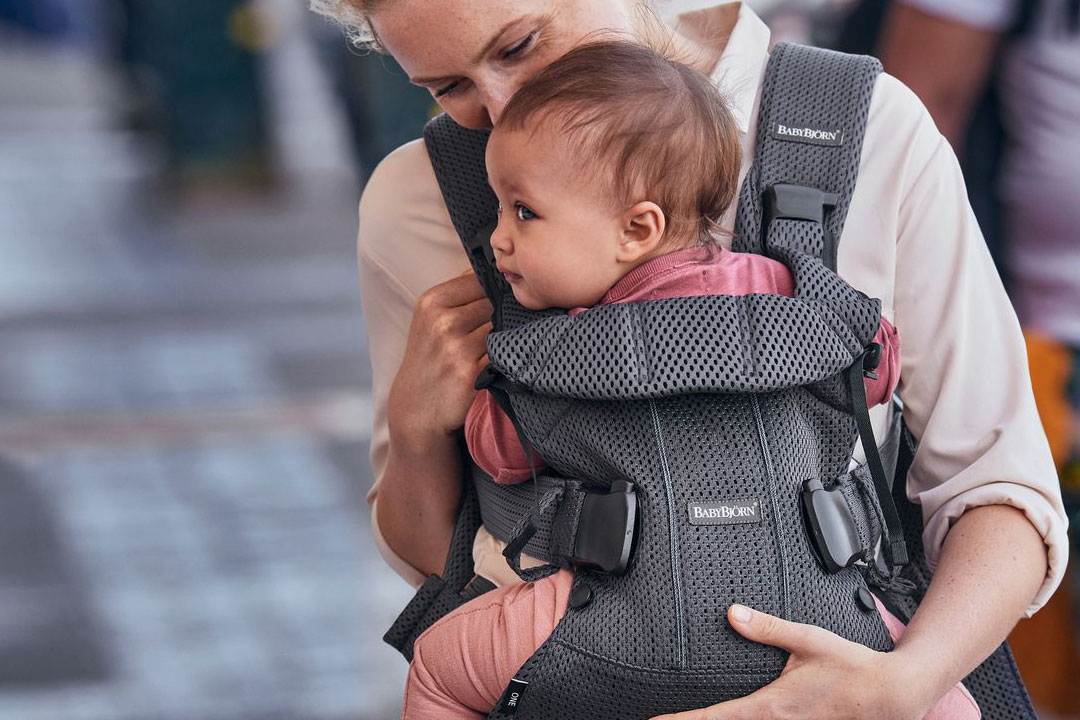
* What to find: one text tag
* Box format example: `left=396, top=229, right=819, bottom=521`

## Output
left=688, top=500, right=761, bottom=526
left=769, top=123, right=845, bottom=147
left=498, top=678, right=530, bottom=715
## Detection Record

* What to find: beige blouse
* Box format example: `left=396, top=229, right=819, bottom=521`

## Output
left=356, top=3, right=1067, bottom=614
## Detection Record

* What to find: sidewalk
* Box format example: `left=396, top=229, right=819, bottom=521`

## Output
left=0, top=26, right=409, bottom=720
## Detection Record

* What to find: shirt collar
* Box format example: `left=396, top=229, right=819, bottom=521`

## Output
left=674, top=2, right=771, bottom=135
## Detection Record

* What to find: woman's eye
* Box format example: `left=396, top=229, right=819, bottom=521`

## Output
left=515, top=203, right=536, bottom=221
left=435, top=80, right=461, bottom=98
left=502, top=33, right=534, bottom=60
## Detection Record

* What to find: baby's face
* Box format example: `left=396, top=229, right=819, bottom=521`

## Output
left=485, top=126, right=628, bottom=310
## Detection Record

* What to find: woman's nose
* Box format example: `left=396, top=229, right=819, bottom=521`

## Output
left=480, top=83, right=517, bottom=126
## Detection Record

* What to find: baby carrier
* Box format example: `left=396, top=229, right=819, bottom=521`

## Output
left=384, top=44, right=1037, bottom=719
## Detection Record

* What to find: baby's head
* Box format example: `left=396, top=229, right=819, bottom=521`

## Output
left=486, top=40, right=740, bottom=310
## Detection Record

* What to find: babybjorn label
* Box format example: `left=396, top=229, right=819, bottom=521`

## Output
left=498, top=678, right=530, bottom=715
left=687, top=500, right=761, bottom=526
left=769, top=123, right=845, bottom=147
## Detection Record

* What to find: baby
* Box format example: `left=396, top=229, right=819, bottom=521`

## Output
left=403, top=41, right=976, bottom=720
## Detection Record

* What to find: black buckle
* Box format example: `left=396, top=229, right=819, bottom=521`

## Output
left=762, top=183, right=838, bottom=230
left=570, top=480, right=637, bottom=575
left=863, top=342, right=882, bottom=381
left=466, top=222, right=497, bottom=268
left=762, top=183, right=839, bottom=265
left=801, top=477, right=864, bottom=573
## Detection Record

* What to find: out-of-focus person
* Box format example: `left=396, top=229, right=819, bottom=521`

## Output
left=878, top=1, right=1080, bottom=716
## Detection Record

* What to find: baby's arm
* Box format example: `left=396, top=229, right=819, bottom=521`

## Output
left=864, top=317, right=901, bottom=406
left=464, top=390, right=548, bottom=484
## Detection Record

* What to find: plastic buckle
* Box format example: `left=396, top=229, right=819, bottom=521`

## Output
left=801, top=477, right=863, bottom=574
left=570, top=480, right=637, bottom=576
left=862, top=342, right=882, bottom=381
left=761, top=183, right=839, bottom=249
left=466, top=222, right=497, bottom=268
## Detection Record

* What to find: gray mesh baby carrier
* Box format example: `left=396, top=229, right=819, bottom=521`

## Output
left=384, top=44, right=1036, bottom=719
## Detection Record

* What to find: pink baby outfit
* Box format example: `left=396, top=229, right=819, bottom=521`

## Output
left=401, top=248, right=977, bottom=719
left=465, top=247, right=902, bottom=486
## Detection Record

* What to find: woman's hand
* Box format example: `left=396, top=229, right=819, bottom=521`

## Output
left=651, top=605, right=927, bottom=720
left=377, top=271, right=493, bottom=577
left=388, top=271, right=493, bottom=447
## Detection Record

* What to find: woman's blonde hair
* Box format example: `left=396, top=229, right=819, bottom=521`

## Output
left=309, top=0, right=380, bottom=50
left=308, top=0, right=667, bottom=54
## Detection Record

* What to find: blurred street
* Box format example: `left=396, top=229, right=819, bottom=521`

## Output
left=0, top=21, right=409, bottom=720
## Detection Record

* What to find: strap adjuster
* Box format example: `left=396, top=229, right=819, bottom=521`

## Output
left=570, top=480, right=637, bottom=575
left=762, top=183, right=839, bottom=229
left=761, top=183, right=839, bottom=266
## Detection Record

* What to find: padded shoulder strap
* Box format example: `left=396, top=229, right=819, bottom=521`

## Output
left=734, top=43, right=881, bottom=269
left=423, top=116, right=496, bottom=251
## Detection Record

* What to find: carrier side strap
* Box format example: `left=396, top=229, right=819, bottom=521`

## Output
left=734, top=42, right=881, bottom=268
left=846, top=353, right=909, bottom=570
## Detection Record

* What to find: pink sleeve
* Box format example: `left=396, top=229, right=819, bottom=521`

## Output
left=863, top=318, right=901, bottom=406
left=871, top=594, right=982, bottom=720
left=464, top=390, right=547, bottom=485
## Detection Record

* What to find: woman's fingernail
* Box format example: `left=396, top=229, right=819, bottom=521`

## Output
left=730, top=604, right=752, bottom=624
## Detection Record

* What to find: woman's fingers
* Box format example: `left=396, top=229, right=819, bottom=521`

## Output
left=459, top=295, right=495, bottom=330
left=431, top=270, right=490, bottom=307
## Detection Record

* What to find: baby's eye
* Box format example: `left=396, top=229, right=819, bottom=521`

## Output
left=515, top=203, right=536, bottom=221
left=496, top=202, right=503, bottom=216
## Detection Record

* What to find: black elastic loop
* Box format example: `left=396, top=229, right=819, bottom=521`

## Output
left=846, top=351, right=909, bottom=571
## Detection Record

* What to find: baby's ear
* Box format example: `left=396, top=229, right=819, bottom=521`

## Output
left=617, top=201, right=666, bottom=263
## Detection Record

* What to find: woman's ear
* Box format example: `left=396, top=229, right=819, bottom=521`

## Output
left=616, top=201, right=666, bottom=263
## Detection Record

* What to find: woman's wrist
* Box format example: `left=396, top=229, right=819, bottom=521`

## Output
left=879, top=642, right=953, bottom=718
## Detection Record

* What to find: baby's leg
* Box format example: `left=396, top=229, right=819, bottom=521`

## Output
left=872, top=594, right=982, bottom=720
left=402, top=569, right=574, bottom=720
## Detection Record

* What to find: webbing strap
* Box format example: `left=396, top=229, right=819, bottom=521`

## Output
left=846, top=355, right=909, bottom=570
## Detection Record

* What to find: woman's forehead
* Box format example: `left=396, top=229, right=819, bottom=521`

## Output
left=371, top=0, right=554, bottom=79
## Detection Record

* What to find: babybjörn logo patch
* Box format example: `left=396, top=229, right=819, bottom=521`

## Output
left=769, top=123, right=845, bottom=147
left=687, top=500, right=761, bottom=526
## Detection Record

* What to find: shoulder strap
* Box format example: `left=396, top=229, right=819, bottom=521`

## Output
left=734, top=42, right=880, bottom=270
left=422, top=117, right=507, bottom=309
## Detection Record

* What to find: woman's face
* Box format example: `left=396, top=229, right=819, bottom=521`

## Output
left=369, top=0, right=635, bottom=128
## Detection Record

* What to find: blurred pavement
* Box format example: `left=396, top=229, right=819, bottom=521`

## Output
left=0, top=22, right=410, bottom=720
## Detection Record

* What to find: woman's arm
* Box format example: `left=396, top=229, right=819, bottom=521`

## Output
left=358, top=141, right=489, bottom=580
left=377, top=273, right=492, bottom=577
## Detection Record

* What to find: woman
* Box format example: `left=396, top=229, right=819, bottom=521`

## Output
left=312, top=1, right=1068, bottom=717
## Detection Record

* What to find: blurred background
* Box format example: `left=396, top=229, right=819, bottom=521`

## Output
left=0, top=0, right=1076, bottom=718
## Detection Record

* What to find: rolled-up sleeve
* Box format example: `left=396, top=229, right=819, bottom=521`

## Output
left=892, top=130, right=1068, bottom=616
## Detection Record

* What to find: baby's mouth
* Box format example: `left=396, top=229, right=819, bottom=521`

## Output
left=500, top=269, right=523, bottom=284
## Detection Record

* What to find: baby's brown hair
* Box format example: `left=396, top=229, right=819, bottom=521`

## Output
left=497, top=40, right=741, bottom=247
